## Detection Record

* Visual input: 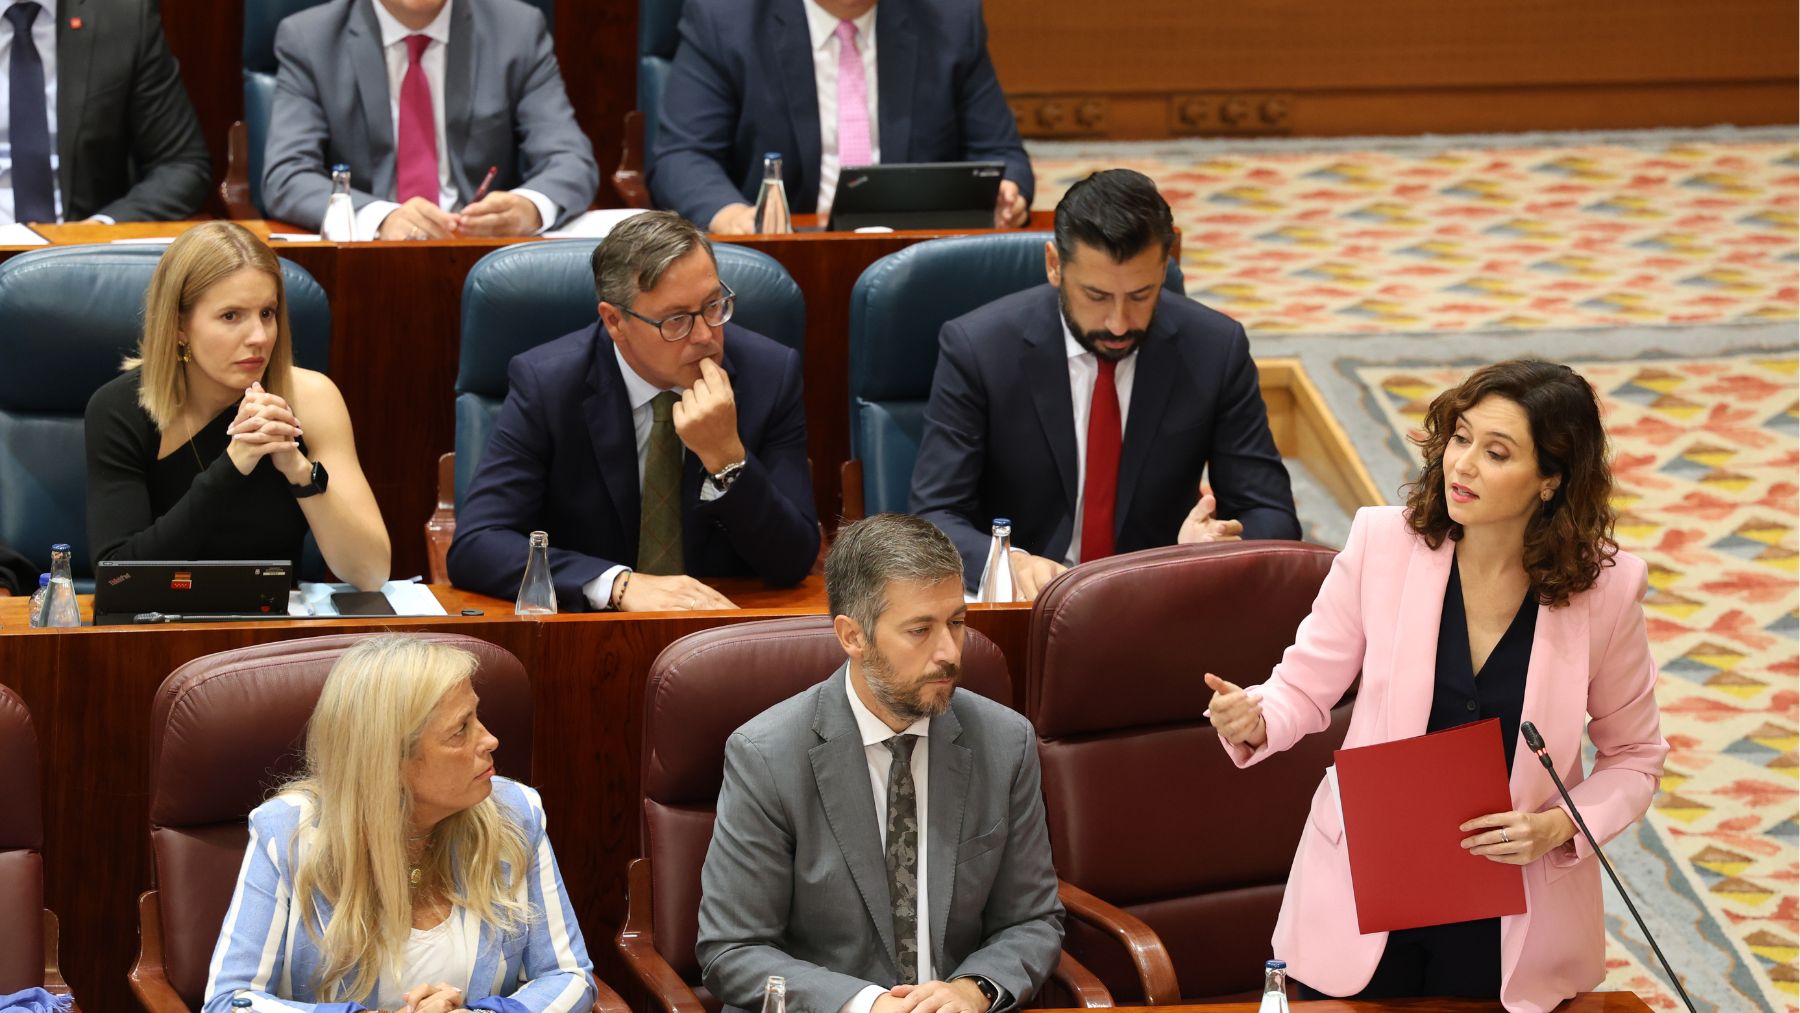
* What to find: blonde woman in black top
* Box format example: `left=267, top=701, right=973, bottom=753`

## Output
left=84, top=222, right=389, bottom=589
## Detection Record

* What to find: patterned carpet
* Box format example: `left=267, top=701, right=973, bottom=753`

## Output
left=1030, top=130, right=1800, bottom=1011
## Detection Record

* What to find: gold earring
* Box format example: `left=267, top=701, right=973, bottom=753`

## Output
left=177, top=341, right=190, bottom=363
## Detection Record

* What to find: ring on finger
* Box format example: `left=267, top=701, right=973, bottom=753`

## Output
left=1500, top=829, right=1511, bottom=843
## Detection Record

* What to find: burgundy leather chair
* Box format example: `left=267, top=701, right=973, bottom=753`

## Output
left=1026, top=542, right=1355, bottom=1003
left=129, top=632, right=625, bottom=1013
left=0, top=683, right=66, bottom=997
left=616, top=616, right=1110, bottom=1013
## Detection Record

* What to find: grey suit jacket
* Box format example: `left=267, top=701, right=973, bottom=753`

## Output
left=698, top=667, right=1063, bottom=1013
left=54, top=0, right=210, bottom=221
left=262, top=0, right=597, bottom=229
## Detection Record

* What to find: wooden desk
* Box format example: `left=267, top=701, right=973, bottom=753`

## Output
left=0, top=215, right=1061, bottom=579
left=0, top=584, right=1030, bottom=1013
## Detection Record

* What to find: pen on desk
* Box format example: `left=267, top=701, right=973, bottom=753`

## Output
left=470, top=165, right=500, bottom=205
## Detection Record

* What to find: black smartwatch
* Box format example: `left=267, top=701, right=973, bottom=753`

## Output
left=290, top=460, right=330, bottom=498
left=959, top=975, right=1001, bottom=1011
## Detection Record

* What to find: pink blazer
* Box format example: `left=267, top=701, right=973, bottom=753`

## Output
left=1224, top=506, right=1667, bottom=1012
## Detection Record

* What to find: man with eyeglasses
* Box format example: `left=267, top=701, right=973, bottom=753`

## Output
left=448, top=210, right=820, bottom=610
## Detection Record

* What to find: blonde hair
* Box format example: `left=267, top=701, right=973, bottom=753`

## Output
left=126, top=221, right=295, bottom=430
left=282, top=636, right=532, bottom=1003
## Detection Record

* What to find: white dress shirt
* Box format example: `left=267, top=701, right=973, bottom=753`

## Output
left=0, top=0, right=62, bottom=225
left=802, top=0, right=879, bottom=220
left=355, top=0, right=556, bottom=239
left=579, top=343, right=729, bottom=610
left=370, top=908, right=479, bottom=1011
left=1060, top=317, right=1136, bottom=566
left=843, top=671, right=932, bottom=1013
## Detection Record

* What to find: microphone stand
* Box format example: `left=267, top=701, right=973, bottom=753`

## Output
left=1520, top=721, right=1695, bottom=1013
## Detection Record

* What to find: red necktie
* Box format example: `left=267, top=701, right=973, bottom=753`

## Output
left=396, top=34, right=439, bottom=206
left=1081, top=357, right=1121, bottom=562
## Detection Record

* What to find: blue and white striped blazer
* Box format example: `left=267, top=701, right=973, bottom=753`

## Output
left=203, top=777, right=596, bottom=1013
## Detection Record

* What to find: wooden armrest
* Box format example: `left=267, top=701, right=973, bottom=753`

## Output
left=591, top=976, right=632, bottom=1013
left=42, top=908, right=69, bottom=995
left=612, top=110, right=652, bottom=210
left=425, top=451, right=457, bottom=585
left=615, top=858, right=708, bottom=1013
left=220, top=120, right=257, bottom=220
left=129, top=891, right=192, bottom=1013
left=1048, top=948, right=1113, bottom=1008
left=1056, top=880, right=1179, bottom=1005
left=839, top=459, right=865, bottom=522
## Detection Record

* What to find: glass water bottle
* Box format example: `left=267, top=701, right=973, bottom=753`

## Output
left=26, top=573, right=49, bottom=628
left=515, top=530, right=558, bottom=615
left=977, top=519, right=1020, bottom=603
left=321, top=163, right=358, bottom=242
left=760, top=976, right=786, bottom=1013
left=1257, top=959, right=1289, bottom=1013
left=41, top=543, right=80, bottom=628
left=753, top=153, right=792, bottom=234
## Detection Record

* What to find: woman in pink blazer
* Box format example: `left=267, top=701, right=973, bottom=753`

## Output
left=1206, top=360, right=1667, bottom=1012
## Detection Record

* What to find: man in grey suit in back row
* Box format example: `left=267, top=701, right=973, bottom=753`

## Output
left=263, top=0, right=598, bottom=238
left=699, top=513, right=1063, bottom=1013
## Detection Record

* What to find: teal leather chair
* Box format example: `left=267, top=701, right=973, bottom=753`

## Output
left=846, top=232, right=1185, bottom=517
left=452, top=239, right=805, bottom=512
left=0, top=246, right=330, bottom=580
left=234, top=0, right=557, bottom=218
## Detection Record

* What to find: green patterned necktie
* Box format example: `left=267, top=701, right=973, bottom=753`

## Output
left=884, top=735, right=920, bottom=984
left=637, top=391, right=684, bottom=575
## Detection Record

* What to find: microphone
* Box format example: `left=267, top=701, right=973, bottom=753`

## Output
left=1520, top=721, right=1695, bottom=1013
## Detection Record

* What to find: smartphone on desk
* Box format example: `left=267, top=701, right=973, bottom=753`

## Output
left=330, top=590, right=398, bottom=617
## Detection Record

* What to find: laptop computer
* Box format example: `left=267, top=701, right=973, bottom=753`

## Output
left=93, top=560, right=293, bottom=625
left=827, top=161, right=1005, bottom=231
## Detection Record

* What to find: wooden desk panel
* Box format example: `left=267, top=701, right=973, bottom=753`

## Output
left=0, top=585, right=1031, bottom=1013
left=0, top=216, right=1058, bottom=578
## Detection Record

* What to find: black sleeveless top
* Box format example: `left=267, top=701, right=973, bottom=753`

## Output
left=1429, top=554, right=1538, bottom=774
left=84, top=370, right=309, bottom=571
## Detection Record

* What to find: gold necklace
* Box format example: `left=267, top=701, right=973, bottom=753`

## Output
left=181, top=409, right=205, bottom=471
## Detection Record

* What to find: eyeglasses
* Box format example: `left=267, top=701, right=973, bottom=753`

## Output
left=619, top=283, right=736, bottom=342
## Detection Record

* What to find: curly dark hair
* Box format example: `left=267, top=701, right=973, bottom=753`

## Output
left=1402, top=359, right=1618, bottom=608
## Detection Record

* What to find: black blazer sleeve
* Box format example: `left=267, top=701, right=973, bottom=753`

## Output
left=83, top=379, right=259, bottom=562
left=446, top=355, right=621, bottom=609
left=647, top=0, right=754, bottom=226
left=1208, top=322, right=1301, bottom=540
left=71, top=2, right=210, bottom=221
left=908, top=319, right=996, bottom=588
left=952, top=5, right=1032, bottom=204
left=693, top=344, right=819, bottom=586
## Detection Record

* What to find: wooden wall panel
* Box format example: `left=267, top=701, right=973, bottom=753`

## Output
left=985, top=0, right=1798, bottom=138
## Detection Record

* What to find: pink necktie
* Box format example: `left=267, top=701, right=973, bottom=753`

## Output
left=396, top=34, right=439, bottom=206
left=834, top=20, right=872, bottom=169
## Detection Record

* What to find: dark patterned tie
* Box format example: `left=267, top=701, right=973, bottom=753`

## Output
left=884, top=735, right=920, bottom=984
left=7, top=2, right=55, bottom=224
left=636, top=391, right=683, bottom=575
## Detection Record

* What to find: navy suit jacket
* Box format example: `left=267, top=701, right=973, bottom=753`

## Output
left=447, top=322, right=820, bottom=608
left=648, top=0, right=1032, bottom=226
left=909, top=285, right=1301, bottom=590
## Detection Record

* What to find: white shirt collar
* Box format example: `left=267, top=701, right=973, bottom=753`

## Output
left=845, top=666, right=930, bottom=747
left=610, top=340, right=681, bottom=412
left=371, top=0, right=453, bottom=49
left=1061, top=310, right=1139, bottom=365
left=5, top=0, right=58, bottom=19
left=804, top=0, right=877, bottom=54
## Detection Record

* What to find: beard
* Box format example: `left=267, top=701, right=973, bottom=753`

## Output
left=862, top=642, right=961, bottom=724
left=1058, top=284, right=1154, bottom=363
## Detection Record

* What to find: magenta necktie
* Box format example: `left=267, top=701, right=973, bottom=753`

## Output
left=834, top=20, right=872, bottom=169
left=396, top=34, right=439, bottom=206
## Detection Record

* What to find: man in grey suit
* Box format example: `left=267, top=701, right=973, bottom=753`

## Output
left=698, top=513, right=1063, bottom=1013
left=263, top=0, right=598, bottom=238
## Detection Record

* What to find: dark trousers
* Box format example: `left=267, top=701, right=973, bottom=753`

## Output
left=1294, top=918, right=1501, bottom=1001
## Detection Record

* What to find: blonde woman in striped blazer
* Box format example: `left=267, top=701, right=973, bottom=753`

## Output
left=203, top=636, right=596, bottom=1013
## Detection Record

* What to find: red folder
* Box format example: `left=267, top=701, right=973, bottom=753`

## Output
left=1333, top=717, right=1527, bottom=933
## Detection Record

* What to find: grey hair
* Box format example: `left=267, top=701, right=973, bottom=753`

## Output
left=590, top=210, right=718, bottom=307
left=825, top=514, right=965, bottom=637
